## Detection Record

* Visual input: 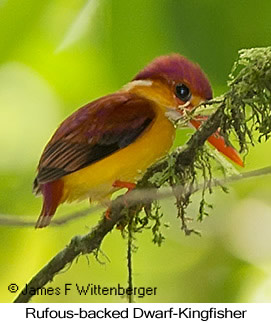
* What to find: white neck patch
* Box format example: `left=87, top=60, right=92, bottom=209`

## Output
left=121, top=79, right=153, bottom=92
left=165, top=108, right=182, bottom=122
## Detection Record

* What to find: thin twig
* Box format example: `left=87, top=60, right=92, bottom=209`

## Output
left=127, top=216, right=134, bottom=303
left=1, top=166, right=271, bottom=227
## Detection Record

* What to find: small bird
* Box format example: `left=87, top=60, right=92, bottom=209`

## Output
left=33, top=54, right=243, bottom=228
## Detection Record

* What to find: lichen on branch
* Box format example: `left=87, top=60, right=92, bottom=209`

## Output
left=138, top=47, right=271, bottom=235
left=223, top=47, right=271, bottom=150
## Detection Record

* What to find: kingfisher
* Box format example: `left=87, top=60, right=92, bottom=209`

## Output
left=33, top=54, right=243, bottom=228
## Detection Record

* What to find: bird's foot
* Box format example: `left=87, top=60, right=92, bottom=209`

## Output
left=112, top=180, right=136, bottom=192
left=105, top=208, right=112, bottom=220
left=104, top=181, right=136, bottom=225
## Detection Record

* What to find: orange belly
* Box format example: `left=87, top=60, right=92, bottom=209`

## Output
left=61, top=105, right=175, bottom=204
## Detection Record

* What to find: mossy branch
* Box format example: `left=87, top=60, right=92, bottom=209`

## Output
left=13, top=47, right=271, bottom=303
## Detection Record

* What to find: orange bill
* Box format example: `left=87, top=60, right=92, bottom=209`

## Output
left=190, top=118, right=244, bottom=167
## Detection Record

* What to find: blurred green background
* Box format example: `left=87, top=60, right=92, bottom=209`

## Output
left=1, top=0, right=271, bottom=303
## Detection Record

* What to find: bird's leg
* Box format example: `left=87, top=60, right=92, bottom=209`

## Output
left=105, top=181, right=136, bottom=220
left=112, top=180, right=136, bottom=192
left=105, top=208, right=112, bottom=220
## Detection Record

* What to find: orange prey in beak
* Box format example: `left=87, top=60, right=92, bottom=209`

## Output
left=190, top=118, right=244, bottom=167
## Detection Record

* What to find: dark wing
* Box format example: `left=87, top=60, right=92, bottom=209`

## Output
left=33, top=92, right=156, bottom=192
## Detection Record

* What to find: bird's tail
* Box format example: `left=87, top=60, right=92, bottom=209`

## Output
left=35, top=180, right=64, bottom=228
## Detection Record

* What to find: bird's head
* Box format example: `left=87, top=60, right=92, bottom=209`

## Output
left=126, top=54, right=243, bottom=167
left=132, top=53, right=212, bottom=116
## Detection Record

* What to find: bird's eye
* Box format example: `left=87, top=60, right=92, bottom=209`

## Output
left=175, top=83, right=191, bottom=102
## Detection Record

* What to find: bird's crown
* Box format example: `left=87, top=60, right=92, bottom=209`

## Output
left=134, top=54, right=212, bottom=100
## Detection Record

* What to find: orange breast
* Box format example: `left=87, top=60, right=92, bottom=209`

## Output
left=61, top=100, right=175, bottom=203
